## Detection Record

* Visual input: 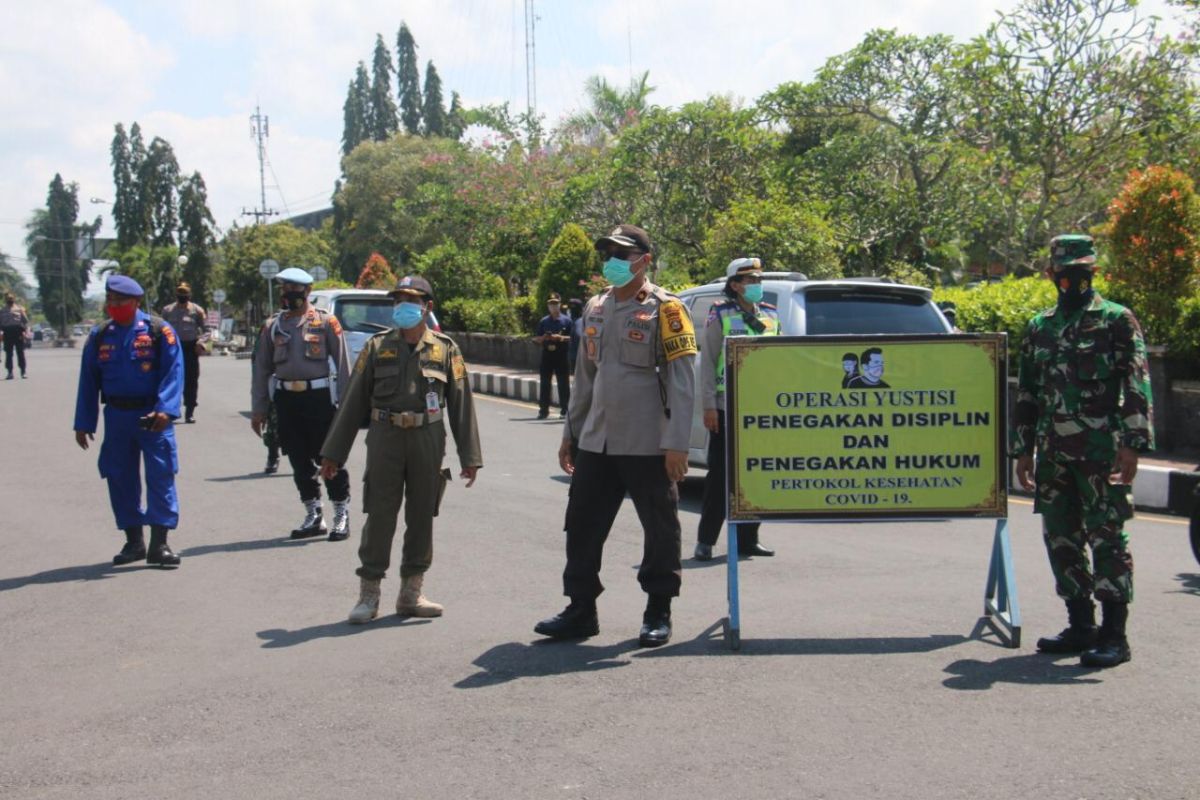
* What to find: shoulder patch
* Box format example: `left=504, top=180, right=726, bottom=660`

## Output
left=659, top=300, right=697, bottom=362
left=328, top=314, right=342, bottom=336
left=451, top=352, right=466, bottom=380
left=162, top=323, right=177, bottom=346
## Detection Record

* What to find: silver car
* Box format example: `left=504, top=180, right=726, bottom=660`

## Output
left=677, top=273, right=954, bottom=467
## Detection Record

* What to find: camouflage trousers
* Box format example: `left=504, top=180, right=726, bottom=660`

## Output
left=1034, top=458, right=1134, bottom=603
left=262, top=401, right=282, bottom=453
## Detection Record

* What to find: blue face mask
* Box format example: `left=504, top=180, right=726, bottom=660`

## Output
left=392, top=302, right=425, bottom=329
left=602, top=256, right=638, bottom=288
left=743, top=284, right=764, bottom=304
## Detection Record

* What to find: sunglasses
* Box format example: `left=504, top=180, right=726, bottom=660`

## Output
left=602, top=246, right=644, bottom=261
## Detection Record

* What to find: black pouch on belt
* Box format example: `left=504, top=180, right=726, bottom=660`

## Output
left=433, top=468, right=453, bottom=516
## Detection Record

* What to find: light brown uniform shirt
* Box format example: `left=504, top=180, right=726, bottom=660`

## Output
left=161, top=301, right=207, bottom=343
left=250, top=306, right=349, bottom=415
left=568, top=282, right=696, bottom=455
left=321, top=327, right=483, bottom=470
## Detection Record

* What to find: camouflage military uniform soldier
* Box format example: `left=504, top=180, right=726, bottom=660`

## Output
left=1013, top=234, right=1154, bottom=669
left=320, top=276, right=482, bottom=624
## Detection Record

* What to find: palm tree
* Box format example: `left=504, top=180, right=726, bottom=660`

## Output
left=564, top=71, right=656, bottom=141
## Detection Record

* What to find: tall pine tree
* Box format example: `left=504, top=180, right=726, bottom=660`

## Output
left=447, top=91, right=467, bottom=141
left=342, top=79, right=365, bottom=156
left=27, top=175, right=90, bottom=334
left=177, top=171, right=217, bottom=302
left=110, top=124, right=139, bottom=249
left=422, top=61, right=447, bottom=137
left=396, top=22, right=423, bottom=135
left=369, top=34, right=398, bottom=140
left=141, top=137, right=180, bottom=247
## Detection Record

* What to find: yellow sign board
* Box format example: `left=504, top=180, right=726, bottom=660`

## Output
left=726, top=334, right=1007, bottom=520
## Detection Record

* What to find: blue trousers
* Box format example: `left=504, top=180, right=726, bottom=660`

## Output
left=98, top=407, right=179, bottom=530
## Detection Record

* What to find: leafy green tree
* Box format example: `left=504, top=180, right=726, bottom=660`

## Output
left=332, top=134, right=461, bottom=281
left=702, top=193, right=841, bottom=280
left=535, top=223, right=596, bottom=307
left=110, top=124, right=138, bottom=249
left=219, top=222, right=332, bottom=319
left=762, top=30, right=973, bottom=277
left=958, top=0, right=1195, bottom=271
left=567, top=97, right=777, bottom=279
left=422, top=61, right=447, bottom=137
left=109, top=243, right=184, bottom=311
left=370, top=34, right=399, bottom=141
left=396, top=23, right=422, bottom=135
left=355, top=252, right=396, bottom=289
left=411, top=240, right=505, bottom=304
left=25, top=174, right=94, bottom=334
left=177, top=171, right=218, bottom=303
left=1103, top=165, right=1200, bottom=342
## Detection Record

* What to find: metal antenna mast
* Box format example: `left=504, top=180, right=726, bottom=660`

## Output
left=242, top=103, right=277, bottom=224
left=524, top=0, right=537, bottom=116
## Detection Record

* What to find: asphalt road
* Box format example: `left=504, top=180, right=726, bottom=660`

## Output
left=2, top=346, right=1199, bottom=799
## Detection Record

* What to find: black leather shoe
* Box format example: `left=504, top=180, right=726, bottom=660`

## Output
left=147, top=543, right=180, bottom=568
left=184, top=409, right=195, bottom=424
left=264, top=457, right=279, bottom=474
left=639, top=611, right=672, bottom=647
left=1080, top=636, right=1131, bottom=668
left=693, top=543, right=713, bottom=561
left=1036, top=625, right=1098, bottom=654
left=738, top=543, right=775, bottom=557
left=113, top=542, right=147, bottom=565
left=534, top=602, right=599, bottom=639
left=536, top=410, right=550, bottom=419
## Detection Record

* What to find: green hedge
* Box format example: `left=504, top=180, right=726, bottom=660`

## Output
left=440, top=297, right=521, bottom=335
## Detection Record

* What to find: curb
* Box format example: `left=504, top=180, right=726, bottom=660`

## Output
left=466, top=364, right=1199, bottom=518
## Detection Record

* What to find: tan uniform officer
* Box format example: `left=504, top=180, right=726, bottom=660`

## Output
left=251, top=267, right=352, bottom=540
left=161, top=282, right=207, bottom=422
left=534, top=224, right=697, bottom=648
left=320, top=275, right=482, bottom=624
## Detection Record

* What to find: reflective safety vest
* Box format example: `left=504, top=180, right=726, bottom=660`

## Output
left=714, top=301, right=779, bottom=393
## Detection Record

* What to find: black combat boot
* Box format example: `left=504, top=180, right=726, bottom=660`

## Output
left=184, top=406, right=195, bottom=424
left=146, top=525, right=181, bottom=568
left=1081, top=601, right=1131, bottom=668
left=534, top=599, right=599, bottom=639
left=1036, top=597, right=1098, bottom=654
left=290, top=499, right=326, bottom=539
left=638, top=594, right=672, bottom=648
left=113, top=526, right=147, bottom=565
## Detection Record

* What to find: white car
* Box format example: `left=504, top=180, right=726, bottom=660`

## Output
left=677, top=273, right=954, bottom=467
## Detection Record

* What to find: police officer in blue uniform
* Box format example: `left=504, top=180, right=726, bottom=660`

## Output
left=533, top=292, right=573, bottom=419
left=74, top=275, right=184, bottom=568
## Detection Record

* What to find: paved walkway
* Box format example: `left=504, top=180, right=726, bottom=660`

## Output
left=465, top=360, right=1200, bottom=517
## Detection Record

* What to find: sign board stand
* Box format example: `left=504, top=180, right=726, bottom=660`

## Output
left=983, top=518, right=1021, bottom=647
left=720, top=333, right=1017, bottom=651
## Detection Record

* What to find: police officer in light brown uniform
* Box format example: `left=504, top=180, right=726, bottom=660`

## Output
left=319, top=275, right=482, bottom=624
left=251, top=267, right=352, bottom=540
left=534, top=224, right=697, bottom=647
left=161, top=282, right=207, bottom=422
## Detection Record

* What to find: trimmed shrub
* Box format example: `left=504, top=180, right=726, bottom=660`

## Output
left=356, top=252, right=396, bottom=289
left=536, top=223, right=596, bottom=308
left=440, top=297, right=521, bottom=334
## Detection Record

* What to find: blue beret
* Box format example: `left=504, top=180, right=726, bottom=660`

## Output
left=106, top=275, right=144, bottom=297
left=275, top=267, right=313, bottom=285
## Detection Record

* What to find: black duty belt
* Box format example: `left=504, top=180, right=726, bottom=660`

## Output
left=104, top=395, right=157, bottom=410
left=372, top=408, right=443, bottom=428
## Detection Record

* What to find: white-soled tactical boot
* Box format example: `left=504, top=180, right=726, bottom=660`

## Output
left=348, top=578, right=381, bottom=624
left=328, top=500, right=351, bottom=541
left=290, top=499, right=325, bottom=539
left=397, top=574, right=443, bottom=617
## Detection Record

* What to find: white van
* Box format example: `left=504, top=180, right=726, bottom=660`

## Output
left=676, top=273, right=954, bottom=467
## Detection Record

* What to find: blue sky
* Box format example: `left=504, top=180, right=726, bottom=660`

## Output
left=0, top=0, right=1184, bottom=292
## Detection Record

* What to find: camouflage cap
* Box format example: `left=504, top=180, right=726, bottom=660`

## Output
left=1049, top=234, right=1096, bottom=268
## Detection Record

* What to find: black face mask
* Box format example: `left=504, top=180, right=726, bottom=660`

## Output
left=282, top=290, right=307, bottom=310
left=1055, top=266, right=1094, bottom=312
left=177, top=294, right=190, bottom=304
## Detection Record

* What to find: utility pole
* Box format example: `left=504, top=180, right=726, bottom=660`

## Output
left=524, top=0, right=537, bottom=117
left=242, top=103, right=278, bottom=224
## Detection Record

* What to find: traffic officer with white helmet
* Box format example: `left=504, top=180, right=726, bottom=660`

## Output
left=251, top=266, right=353, bottom=540
left=694, top=257, right=780, bottom=561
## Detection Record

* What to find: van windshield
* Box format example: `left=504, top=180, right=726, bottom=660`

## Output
left=334, top=297, right=394, bottom=333
left=803, top=290, right=945, bottom=335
